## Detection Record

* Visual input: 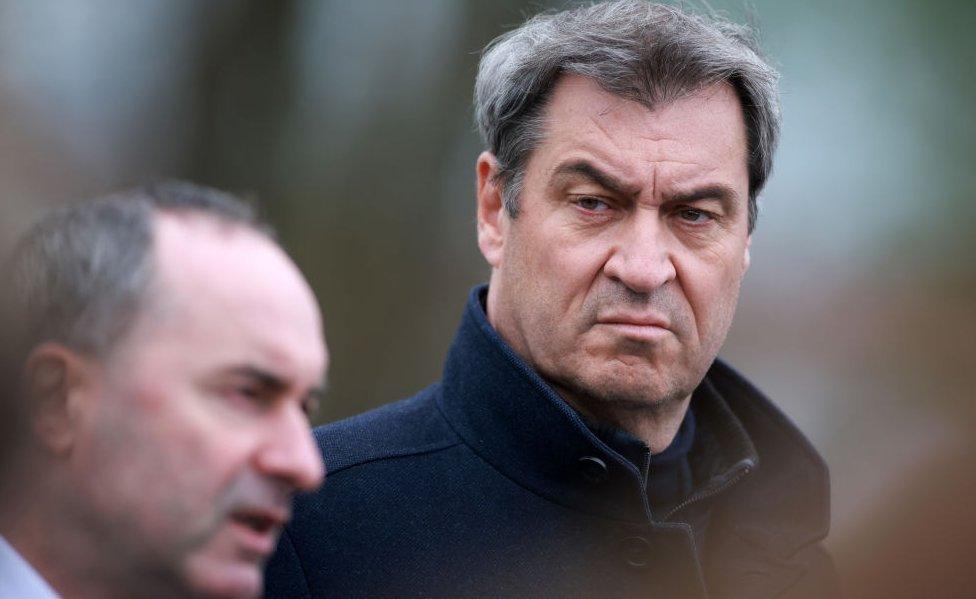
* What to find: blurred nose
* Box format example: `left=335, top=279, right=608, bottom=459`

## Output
left=256, top=406, right=325, bottom=492
left=602, top=212, right=676, bottom=294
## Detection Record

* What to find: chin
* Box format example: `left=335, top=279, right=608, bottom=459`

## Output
left=597, top=381, right=684, bottom=409
left=593, top=354, right=699, bottom=403
left=185, top=560, right=264, bottom=599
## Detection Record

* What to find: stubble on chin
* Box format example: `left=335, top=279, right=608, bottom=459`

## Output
left=548, top=345, right=694, bottom=417
left=547, top=283, right=696, bottom=409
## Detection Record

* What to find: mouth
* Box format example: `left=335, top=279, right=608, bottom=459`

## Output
left=597, top=322, right=670, bottom=342
left=234, top=511, right=282, bottom=534
left=228, top=507, right=290, bottom=556
left=595, top=314, right=672, bottom=342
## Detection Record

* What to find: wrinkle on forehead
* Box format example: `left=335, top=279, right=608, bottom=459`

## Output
left=539, top=76, right=746, bottom=198
left=586, top=111, right=623, bottom=149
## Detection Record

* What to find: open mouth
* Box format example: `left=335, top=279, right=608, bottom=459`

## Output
left=234, top=512, right=278, bottom=535
left=227, top=509, right=288, bottom=556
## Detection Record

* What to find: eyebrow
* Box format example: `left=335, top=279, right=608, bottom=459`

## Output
left=551, top=160, right=640, bottom=198
left=228, top=365, right=287, bottom=392
left=226, top=365, right=326, bottom=403
left=552, top=159, right=742, bottom=215
left=664, top=184, right=740, bottom=210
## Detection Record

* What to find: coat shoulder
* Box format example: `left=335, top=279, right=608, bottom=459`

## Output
left=312, top=382, right=461, bottom=476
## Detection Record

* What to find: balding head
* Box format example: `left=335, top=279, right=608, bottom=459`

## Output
left=4, top=182, right=327, bottom=599
left=11, top=181, right=269, bottom=361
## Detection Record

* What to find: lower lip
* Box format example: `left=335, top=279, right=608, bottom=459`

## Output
left=597, top=322, right=671, bottom=342
left=228, top=518, right=281, bottom=557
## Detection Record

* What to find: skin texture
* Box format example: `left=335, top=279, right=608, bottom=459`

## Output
left=477, top=75, right=751, bottom=452
left=16, top=213, right=327, bottom=599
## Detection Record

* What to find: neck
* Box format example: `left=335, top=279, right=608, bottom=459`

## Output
left=557, top=387, right=692, bottom=454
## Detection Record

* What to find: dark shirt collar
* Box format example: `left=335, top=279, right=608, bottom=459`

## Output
left=586, top=405, right=697, bottom=515
left=437, top=285, right=758, bottom=523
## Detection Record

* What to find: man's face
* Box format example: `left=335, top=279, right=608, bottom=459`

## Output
left=69, top=215, right=326, bottom=598
left=479, top=75, right=751, bottom=413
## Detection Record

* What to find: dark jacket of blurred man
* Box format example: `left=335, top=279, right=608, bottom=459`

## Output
left=265, top=2, right=838, bottom=597
left=0, top=182, right=328, bottom=599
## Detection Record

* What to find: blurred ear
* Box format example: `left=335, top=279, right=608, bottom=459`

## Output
left=25, top=343, right=97, bottom=456
left=476, top=151, right=507, bottom=268
left=743, top=235, right=752, bottom=272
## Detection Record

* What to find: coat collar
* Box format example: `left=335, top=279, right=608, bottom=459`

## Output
left=437, top=287, right=651, bottom=521
left=436, top=286, right=828, bottom=548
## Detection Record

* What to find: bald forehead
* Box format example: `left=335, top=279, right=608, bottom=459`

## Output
left=113, top=211, right=325, bottom=369
left=148, top=212, right=309, bottom=306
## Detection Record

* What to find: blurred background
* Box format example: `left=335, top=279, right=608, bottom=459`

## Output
left=0, top=1, right=972, bottom=596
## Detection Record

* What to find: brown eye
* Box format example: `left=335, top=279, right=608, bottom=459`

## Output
left=677, top=208, right=712, bottom=223
left=225, top=383, right=274, bottom=412
left=576, top=197, right=609, bottom=212
left=236, top=384, right=261, bottom=398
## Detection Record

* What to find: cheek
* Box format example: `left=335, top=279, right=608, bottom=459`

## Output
left=70, top=407, right=192, bottom=553
left=523, top=226, right=609, bottom=304
left=86, top=387, right=244, bottom=528
left=679, top=250, right=746, bottom=341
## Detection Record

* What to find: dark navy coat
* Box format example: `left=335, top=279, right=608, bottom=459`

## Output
left=265, top=288, right=837, bottom=598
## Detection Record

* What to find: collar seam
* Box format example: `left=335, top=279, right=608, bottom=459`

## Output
left=324, top=439, right=463, bottom=479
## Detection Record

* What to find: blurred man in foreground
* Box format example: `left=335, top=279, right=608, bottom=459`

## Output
left=0, top=182, right=327, bottom=598
left=266, top=1, right=837, bottom=597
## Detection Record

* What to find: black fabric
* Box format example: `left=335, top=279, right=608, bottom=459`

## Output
left=264, top=286, right=838, bottom=598
left=587, top=404, right=696, bottom=517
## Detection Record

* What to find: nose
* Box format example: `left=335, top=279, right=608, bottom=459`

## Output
left=602, top=212, right=676, bottom=294
left=255, top=405, right=326, bottom=492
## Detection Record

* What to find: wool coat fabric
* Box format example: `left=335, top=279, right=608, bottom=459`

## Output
left=264, top=287, right=838, bottom=598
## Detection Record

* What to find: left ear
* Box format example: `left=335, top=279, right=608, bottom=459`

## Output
left=476, top=151, right=507, bottom=269
left=25, top=343, right=100, bottom=457
left=743, top=235, right=752, bottom=271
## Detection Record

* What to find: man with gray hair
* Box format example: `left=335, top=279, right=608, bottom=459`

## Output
left=0, top=182, right=328, bottom=598
left=266, top=2, right=837, bottom=597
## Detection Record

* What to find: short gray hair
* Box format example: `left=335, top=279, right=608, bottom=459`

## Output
left=10, top=181, right=271, bottom=359
left=474, top=0, right=781, bottom=232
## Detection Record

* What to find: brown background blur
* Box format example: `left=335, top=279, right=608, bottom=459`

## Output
left=0, top=1, right=973, bottom=597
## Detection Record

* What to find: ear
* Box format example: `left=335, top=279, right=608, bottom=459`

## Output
left=743, top=235, right=752, bottom=272
left=25, top=343, right=98, bottom=456
left=476, top=151, right=507, bottom=269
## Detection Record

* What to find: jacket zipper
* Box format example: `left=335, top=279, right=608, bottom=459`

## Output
left=661, top=460, right=754, bottom=522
